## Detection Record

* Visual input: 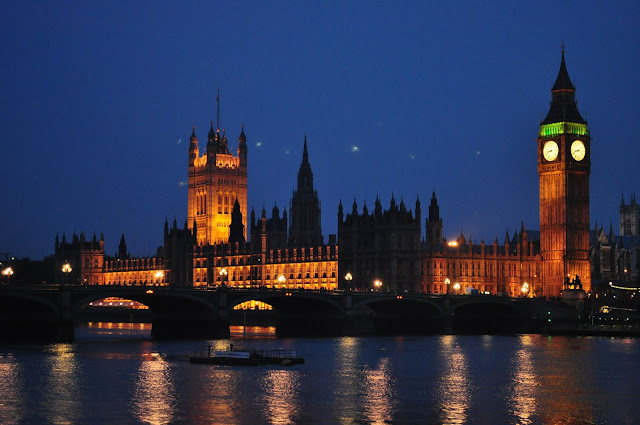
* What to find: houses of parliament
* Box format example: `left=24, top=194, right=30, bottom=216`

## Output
left=39, top=51, right=637, bottom=298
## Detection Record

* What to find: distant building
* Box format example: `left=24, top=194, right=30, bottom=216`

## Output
left=590, top=222, right=640, bottom=291
left=288, top=136, right=323, bottom=247
left=338, top=196, right=422, bottom=292
left=620, top=194, right=639, bottom=236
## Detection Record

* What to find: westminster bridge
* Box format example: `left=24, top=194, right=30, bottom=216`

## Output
left=0, top=285, right=577, bottom=342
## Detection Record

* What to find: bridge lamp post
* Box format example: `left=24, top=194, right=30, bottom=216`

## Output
left=277, top=274, right=286, bottom=288
left=373, top=279, right=383, bottom=291
left=344, top=272, right=353, bottom=290
left=444, top=278, right=451, bottom=294
left=2, top=267, right=14, bottom=285
left=521, top=282, right=529, bottom=298
left=219, top=267, right=228, bottom=287
left=62, top=262, right=72, bottom=285
left=453, top=282, right=460, bottom=294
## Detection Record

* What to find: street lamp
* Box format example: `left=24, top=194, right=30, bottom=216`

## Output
left=521, top=282, right=529, bottom=297
left=444, top=278, right=451, bottom=294
left=277, top=273, right=286, bottom=287
left=2, top=267, right=14, bottom=285
left=219, top=267, right=228, bottom=286
left=345, top=272, right=353, bottom=290
left=453, top=282, right=460, bottom=294
left=373, top=279, right=383, bottom=291
left=62, top=262, right=72, bottom=285
left=154, top=270, right=164, bottom=284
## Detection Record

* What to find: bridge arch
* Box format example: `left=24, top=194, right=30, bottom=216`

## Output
left=228, top=291, right=346, bottom=337
left=351, top=296, right=445, bottom=334
left=450, top=298, right=529, bottom=334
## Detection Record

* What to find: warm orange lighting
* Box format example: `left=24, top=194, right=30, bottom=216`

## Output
left=277, top=274, right=286, bottom=284
left=1, top=267, right=14, bottom=277
left=219, top=267, right=228, bottom=277
left=453, top=283, right=460, bottom=291
left=447, top=241, right=459, bottom=247
left=146, top=289, right=154, bottom=294
left=285, top=292, right=292, bottom=296
left=396, top=295, right=403, bottom=300
left=373, top=279, right=383, bottom=289
left=154, top=270, right=164, bottom=279
left=62, top=262, right=72, bottom=274
left=345, top=272, right=353, bottom=281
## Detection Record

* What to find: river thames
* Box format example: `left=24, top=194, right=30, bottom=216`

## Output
left=0, top=323, right=639, bottom=424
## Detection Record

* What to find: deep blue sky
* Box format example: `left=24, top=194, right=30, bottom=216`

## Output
left=2, top=1, right=639, bottom=260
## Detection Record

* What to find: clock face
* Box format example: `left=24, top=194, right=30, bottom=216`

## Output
left=571, top=140, right=586, bottom=161
left=543, top=141, right=559, bottom=161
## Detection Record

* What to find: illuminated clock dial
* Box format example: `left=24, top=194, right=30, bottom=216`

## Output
left=571, top=140, right=586, bottom=161
left=543, top=141, right=559, bottom=161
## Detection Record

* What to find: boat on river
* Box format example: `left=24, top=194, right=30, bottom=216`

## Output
left=189, top=345, right=304, bottom=366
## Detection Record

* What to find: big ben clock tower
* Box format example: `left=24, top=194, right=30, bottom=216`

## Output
left=538, top=47, right=591, bottom=297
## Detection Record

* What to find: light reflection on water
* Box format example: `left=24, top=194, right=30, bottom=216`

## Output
left=44, top=344, right=82, bottom=425
left=509, top=335, right=538, bottom=425
left=333, top=337, right=361, bottom=423
left=131, top=352, right=176, bottom=425
left=196, top=369, right=241, bottom=425
left=260, top=369, right=301, bottom=425
left=436, top=335, right=470, bottom=425
left=1, top=325, right=639, bottom=424
left=0, top=356, right=23, bottom=425
left=362, top=356, right=395, bottom=424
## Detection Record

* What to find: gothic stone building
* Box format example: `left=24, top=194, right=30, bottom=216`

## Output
left=47, top=51, right=595, bottom=299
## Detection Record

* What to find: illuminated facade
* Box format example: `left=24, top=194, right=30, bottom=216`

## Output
left=538, top=49, right=591, bottom=295
left=51, top=130, right=337, bottom=291
left=188, top=106, right=248, bottom=245
left=421, top=221, right=542, bottom=297
left=45, top=53, right=597, bottom=299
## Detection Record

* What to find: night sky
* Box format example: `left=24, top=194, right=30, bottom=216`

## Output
left=2, top=1, right=639, bottom=260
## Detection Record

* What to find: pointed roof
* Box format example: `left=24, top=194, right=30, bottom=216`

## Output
left=551, top=49, right=575, bottom=92
left=239, top=123, right=246, bottom=142
left=542, top=46, right=586, bottom=125
left=302, top=133, right=309, bottom=165
left=190, top=125, right=197, bottom=141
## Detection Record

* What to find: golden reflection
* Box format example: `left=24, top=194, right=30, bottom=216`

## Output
left=260, top=369, right=301, bottom=424
left=229, top=325, right=276, bottom=339
left=195, top=368, right=239, bottom=424
left=362, top=357, right=395, bottom=424
left=533, top=336, right=595, bottom=424
left=509, top=335, right=538, bottom=424
left=132, top=354, right=176, bottom=425
left=0, top=358, right=23, bottom=424
left=332, top=337, right=361, bottom=422
left=436, top=335, right=469, bottom=424
left=44, top=344, right=81, bottom=424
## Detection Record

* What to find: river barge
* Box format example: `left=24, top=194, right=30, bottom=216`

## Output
left=189, top=345, right=304, bottom=366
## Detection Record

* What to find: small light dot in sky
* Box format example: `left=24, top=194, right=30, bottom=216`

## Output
left=178, top=181, right=186, bottom=187
left=256, top=141, right=263, bottom=147
left=409, top=154, right=415, bottom=160
left=284, top=149, right=290, bottom=155
left=177, top=138, right=182, bottom=144
left=476, top=150, right=481, bottom=156
left=351, top=145, right=359, bottom=152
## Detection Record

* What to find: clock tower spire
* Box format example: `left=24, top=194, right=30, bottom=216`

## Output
left=538, top=46, right=591, bottom=296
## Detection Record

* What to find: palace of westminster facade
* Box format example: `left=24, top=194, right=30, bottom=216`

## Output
left=46, top=52, right=639, bottom=298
